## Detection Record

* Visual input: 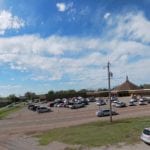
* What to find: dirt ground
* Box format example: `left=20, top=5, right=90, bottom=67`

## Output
left=0, top=96, right=149, bottom=150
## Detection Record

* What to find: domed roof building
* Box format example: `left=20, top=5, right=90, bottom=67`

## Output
left=113, top=76, right=139, bottom=92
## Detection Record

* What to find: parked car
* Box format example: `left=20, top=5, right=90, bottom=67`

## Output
left=139, top=98, right=147, bottom=105
left=87, top=97, right=96, bottom=102
left=70, top=102, right=85, bottom=109
left=130, top=98, right=138, bottom=103
left=111, top=100, right=119, bottom=107
left=113, top=101, right=126, bottom=108
left=140, top=127, right=150, bottom=144
left=96, top=109, right=118, bottom=117
left=28, top=103, right=34, bottom=110
left=56, top=103, right=65, bottom=107
left=28, top=103, right=39, bottom=111
left=96, top=99, right=106, bottom=106
left=79, top=98, right=89, bottom=105
left=37, top=106, right=51, bottom=113
left=144, top=97, right=150, bottom=104
left=128, top=101, right=136, bottom=106
left=111, top=96, right=118, bottom=102
left=48, top=102, right=56, bottom=107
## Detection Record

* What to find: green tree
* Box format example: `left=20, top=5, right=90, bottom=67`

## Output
left=24, top=92, right=36, bottom=100
left=8, top=94, right=19, bottom=103
left=47, top=91, right=55, bottom=101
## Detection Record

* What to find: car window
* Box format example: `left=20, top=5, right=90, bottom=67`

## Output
left=103, top=110, right=109, bottom=113
left=143, top=129, right=150, bottom=135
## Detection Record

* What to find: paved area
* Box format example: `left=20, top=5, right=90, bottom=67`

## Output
left=0, top=96, right=149, bottom=149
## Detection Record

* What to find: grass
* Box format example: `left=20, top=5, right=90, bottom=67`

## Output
left=0, top=103, right=24, bottom=119
left=37, top=116, right=150, bottom=147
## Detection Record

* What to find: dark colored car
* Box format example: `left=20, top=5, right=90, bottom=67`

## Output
left=28, top=104, right=39, bottom=111
left=81, top=99, right=89, bottom=105
left=49, top=102, right=56, bottom=107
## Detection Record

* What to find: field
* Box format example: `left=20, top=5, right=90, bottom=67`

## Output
left=37, top=117, right=150, bottom=146
left=0, top=103, right=24, bottom=119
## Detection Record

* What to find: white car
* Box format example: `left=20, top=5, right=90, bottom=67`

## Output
left=37, top=106, right=51, bottom=113
left=96, top=99, right=106, bottom=106
left=130, top=98, right=137, bottom=103
left=139, top=98, right=147, bottom=105
left=128, top=101, right=136, bottom=106
left=140, top=128, right=150, bottom=144
left=96, top=109, right=118, bottom=117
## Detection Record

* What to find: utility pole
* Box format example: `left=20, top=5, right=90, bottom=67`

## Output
left=107, top=62, right=112, bottom=123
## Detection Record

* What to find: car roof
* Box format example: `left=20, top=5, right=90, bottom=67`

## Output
left=144, top=127, right=150, bottom=130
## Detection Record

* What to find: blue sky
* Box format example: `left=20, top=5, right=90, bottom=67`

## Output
left=0, top=0, right=150, bottom=96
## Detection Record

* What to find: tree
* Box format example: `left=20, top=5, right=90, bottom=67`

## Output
left=7, top=94, right=19, bottom=103
left=47, top=91, right=55, bottom=101
left=24, top=92, right=36, bottom=100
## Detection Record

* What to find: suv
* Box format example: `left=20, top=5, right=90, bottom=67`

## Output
left=140, top=128, right=150, bottom=144
left=96, top=109, right=118, bottom=117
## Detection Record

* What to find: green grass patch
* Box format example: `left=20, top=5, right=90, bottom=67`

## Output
left=0, top=103, right=24, bottom=119
left=37, top=116, right=150, bottom=147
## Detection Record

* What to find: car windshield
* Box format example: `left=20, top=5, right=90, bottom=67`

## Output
left=103, top=110, right=109, bottom=112
left=143, top=129, right=150, bottom=135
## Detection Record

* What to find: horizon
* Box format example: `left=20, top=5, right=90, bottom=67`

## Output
left=0, top=0, right=150, bottom=96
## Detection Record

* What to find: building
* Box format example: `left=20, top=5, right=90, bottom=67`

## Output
left=112, top=76, right=150, bottom=96
left=87, top=76, right=150, bottom=97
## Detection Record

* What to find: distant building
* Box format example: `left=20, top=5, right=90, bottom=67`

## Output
left=113, top=76, right=139, bottom=92
left=112, top=76, right=149, bottom=96
left=87, top=76, right=150, bottom=97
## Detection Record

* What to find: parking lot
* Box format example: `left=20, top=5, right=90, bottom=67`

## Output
left=0, top=96, right=150, bottom=134
left=0, top=96, right=149, bottom=150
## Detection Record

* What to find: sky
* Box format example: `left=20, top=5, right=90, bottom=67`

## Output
left=0, top=0, right=150, bottom=96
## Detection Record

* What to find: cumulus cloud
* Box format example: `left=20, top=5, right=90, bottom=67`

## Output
left=0, top=10, right=24, bottom=35
left=56, top=2, right=66, bottom=12
left=0, top=10, right=149, bottom=89
left=0, top=35, right=102, bottom=56
left=104, top=12, right=111, bottom=19
left=0, top=34, right=106, bottom=82
left=56, top=2, right=74, bottom=12
left=106, top=11, right=150, bottom=43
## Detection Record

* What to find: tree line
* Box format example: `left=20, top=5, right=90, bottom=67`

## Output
left=0, top=89, right=90, bottom=107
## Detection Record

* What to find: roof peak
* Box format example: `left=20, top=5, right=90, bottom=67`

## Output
left=126, top=76, right=129, bottom=81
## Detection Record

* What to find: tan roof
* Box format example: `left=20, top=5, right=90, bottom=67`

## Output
left=113, top=76, right=139, bottom=91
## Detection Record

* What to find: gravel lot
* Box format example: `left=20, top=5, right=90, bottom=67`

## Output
left=0, top=96, right=149, bottom=150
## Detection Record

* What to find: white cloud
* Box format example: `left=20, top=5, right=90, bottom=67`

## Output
left=56, top=2, right=66, bottom=12
left=0, top=35, right=102, bottom=56
left=0, top=84, right=24, bottom=96
left=104, top=12, right=111, bottom=19
left=56, top=2, right=74, bottom=12
left=106, top=11, right=150, bottom=43
left=0, top=10, right=24, bottom=35
left=0, top=10, right=149, bottom=89
left=0, top=84, right=21, bottom=90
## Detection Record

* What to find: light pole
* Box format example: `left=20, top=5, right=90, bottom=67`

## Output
left=107, top=62, right=112, bottom=123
